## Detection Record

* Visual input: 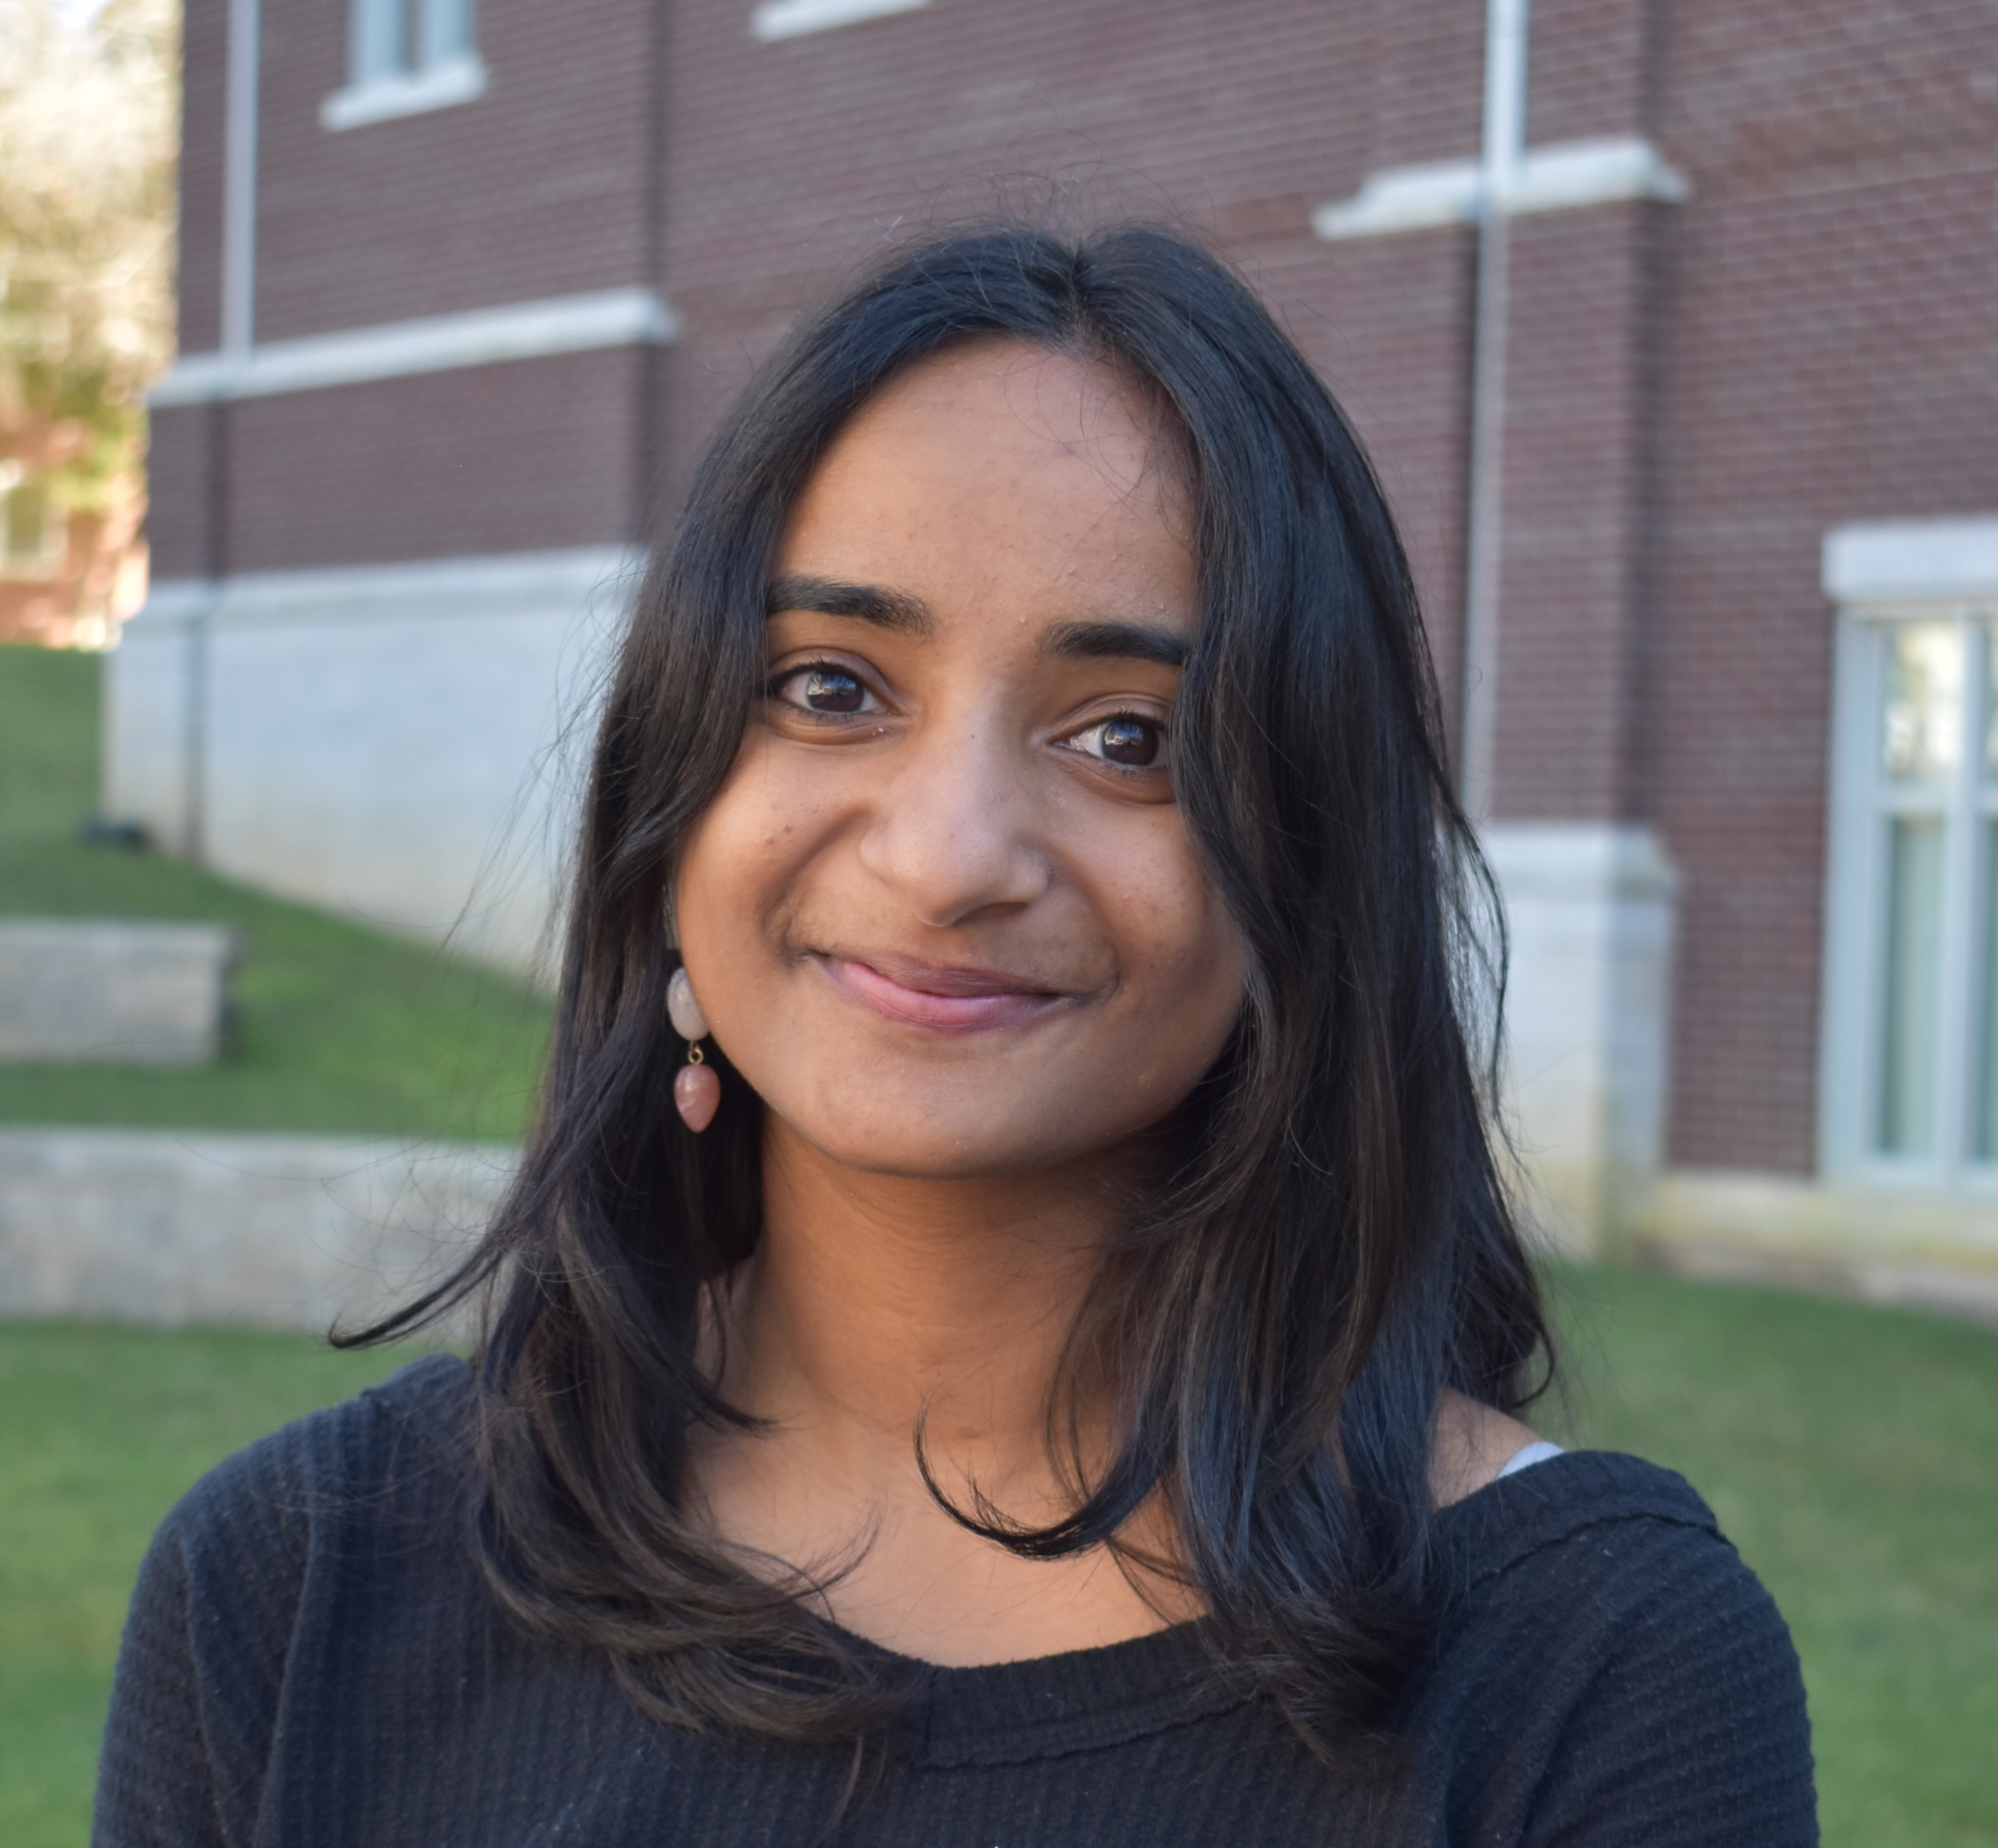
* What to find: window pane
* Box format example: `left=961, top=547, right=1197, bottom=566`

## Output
left=1984, top=620, right=1998, bottom=781
left=1976, top=820, right=1998, bottom=1162
left=421, top=0, right=474, bottom=64
left=353, top=0, right=406, bottom=82
left=1881, top=622, right=1963, bottom=785
left=1878, top=814, right=1946, bottom=1155
left=2, top=478, right=56, bottom=564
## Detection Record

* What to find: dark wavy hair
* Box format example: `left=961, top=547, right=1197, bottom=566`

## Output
left=361, top=220, right=1550, bottom=1769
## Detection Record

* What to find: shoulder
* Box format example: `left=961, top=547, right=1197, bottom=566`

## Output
left=155, top=1350, right=476, bottom=1592
left=1439, top=1447, right=1722, bottom=1577
left=1435, top=1448, right=1791, bottom=1666
left=97, top=1354, right=482, bottom=1844
left=1419, top=1451, right=1817, bottom=1846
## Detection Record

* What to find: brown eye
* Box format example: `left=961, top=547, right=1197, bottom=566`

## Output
left=803, top=668, right=864, bottom=712
left=777, top=664, right=873, bottom=715
left=1076, top=714, right=1164, bottom=769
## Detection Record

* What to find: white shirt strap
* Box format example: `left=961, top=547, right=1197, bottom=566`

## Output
left=1497, top=1439, right=1566, bottom=1479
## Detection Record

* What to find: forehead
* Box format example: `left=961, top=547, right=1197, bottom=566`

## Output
left=774, top=341, right=1196, bottom=623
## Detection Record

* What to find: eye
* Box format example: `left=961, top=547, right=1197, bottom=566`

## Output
left=773, top=662, right=877, bottom=716
left=1070, top=713, right=1166, bottom=769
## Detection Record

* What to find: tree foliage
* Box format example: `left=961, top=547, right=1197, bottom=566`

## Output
left=0, top=0, right=177, bottom=509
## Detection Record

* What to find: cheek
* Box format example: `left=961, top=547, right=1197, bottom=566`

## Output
left=672, top=744, right=826, bottom=1008
left=672, top=735, right=1243, bottom=1169
left=1099, top=830, right=1245, bottom=1062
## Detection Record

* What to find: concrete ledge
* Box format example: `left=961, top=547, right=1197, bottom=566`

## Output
left=1822, top=516, right=1998, bottom=603
left=1483, top=823, right=1678, bottom=1257
left=1637, top=1168, right=1998, bottom=1325
left=0, top=920, right=238, bottom=1066
left=321, top=54, right=486, bottom=131
left=151, top=291, right=675, bottom=405
left=0, top=1128, right=517, bottom=1330
left=752, top=0, right=929, bottom=38
left=107, top=548, right=636, bottom=970
left=1313, top=137, right=1689, bottom=240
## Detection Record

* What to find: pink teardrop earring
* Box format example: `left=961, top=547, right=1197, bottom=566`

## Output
left=668, top=966, right=720, bottom=1133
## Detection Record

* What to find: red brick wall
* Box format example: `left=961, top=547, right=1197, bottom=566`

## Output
left=145, top=405, right=220, bottom=580
left=220, top=348, right=648, bottom=571
left=256, top=0, right=660, bottom=339
left=1528, top=0, right=1657, bottom=144
left=1649, top=0, right=1998, bottom=1172
left=176, top=0, right=228, bottom=354
left=650, top=0, right=1488, bottom=664
left=176, top=0, right=664, bottom=349
left=152, top=0, right=1998, bottom=1177
left=1273, top=230, right=1477, bottom=732
left=1494, top=199, right=1665, bottom=823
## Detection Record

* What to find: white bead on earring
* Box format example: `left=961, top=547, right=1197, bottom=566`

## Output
left=668, top=966, right=720, bottom=1132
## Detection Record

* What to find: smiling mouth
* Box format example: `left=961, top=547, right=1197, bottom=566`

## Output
left=814, top=951, right=1076, bottom=1034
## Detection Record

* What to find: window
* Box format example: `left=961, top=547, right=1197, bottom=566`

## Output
left=352, top=0, right=473, bottom=84
left=0, top=464, right=64, bottom=576
left=322, top=0, right=484, bottom=131
left=1822, top=599, right=1998, bottom=1183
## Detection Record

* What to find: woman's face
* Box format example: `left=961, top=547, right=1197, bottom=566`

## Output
left=675, top=340, right=1246, bottom=1180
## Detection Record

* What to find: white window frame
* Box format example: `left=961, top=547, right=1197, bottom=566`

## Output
left=322, top=0, right=485, bottom=131
left=1820, top=518, right=1998, bottom=1189
left=751, top=0, right=929, bottom=42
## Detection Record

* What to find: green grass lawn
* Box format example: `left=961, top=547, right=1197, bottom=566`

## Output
left=1, top=1269, right=1992, bottom=1847
left=0, top=642, right=549, bottom=1140
left=3, top=645, right=1993, bottom=1838
left=0, top=1325, right=425, bottom=1846
left=1548, top=1267, right=1998, bottom=1847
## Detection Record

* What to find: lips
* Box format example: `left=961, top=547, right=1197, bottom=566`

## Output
left=815, top=950, right=1076, bottom=1033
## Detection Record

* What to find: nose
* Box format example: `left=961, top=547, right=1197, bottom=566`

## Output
left=855, top=719, right=1050, bottom=928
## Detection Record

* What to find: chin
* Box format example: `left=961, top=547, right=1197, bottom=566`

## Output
left=781, top=1091, right=1137, bottom=1182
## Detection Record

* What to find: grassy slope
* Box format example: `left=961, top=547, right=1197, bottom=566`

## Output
left=1552, top=1267, right=1998, bottom=1848
left=0, top=643, right=549, bottom=1140
left=2, top=1272, right=1993, bottom=1847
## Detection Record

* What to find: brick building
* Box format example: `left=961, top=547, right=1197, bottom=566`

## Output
left=117, top=0, right=1998, bottom=1289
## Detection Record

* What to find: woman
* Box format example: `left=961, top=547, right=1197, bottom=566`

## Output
left=95, top=224, right=1815, bottom=1845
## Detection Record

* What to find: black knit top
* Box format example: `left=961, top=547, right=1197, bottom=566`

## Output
left=94, top=1355, right=1817, bottom=1846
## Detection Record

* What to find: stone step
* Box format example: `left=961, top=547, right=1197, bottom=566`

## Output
left=0, top=1128, right=515, bottom=1331
left=0, top=919, right=238, bottom=1067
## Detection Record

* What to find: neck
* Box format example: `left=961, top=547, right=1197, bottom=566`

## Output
left=690, top=1116, right=1201, bottom=1662
left=721, top=1116, right=1128, bottom=1488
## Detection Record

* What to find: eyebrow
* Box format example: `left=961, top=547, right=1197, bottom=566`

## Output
left=763, top=578, right=1187, bottom=668
left=1042, top=619, right=1189, bottom=669
left=765, top=574, right=932, bottom=635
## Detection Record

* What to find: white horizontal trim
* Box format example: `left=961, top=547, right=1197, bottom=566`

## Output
left=1512, top=138, right=1691, bottom=213
left=1822, top=518, right=1998, bottom=604
left=151, top=288, right=676, bottom=406
left=753, top=0, right=928, bottom=40
left=321, top=54, right=487, bottom=131
left=1479, top=821, right=1680, bottom=902
left=1314, top=136, right=1689, bottom=241
left=122, top=580, right=221, bottom=631
left=127, top=548, right=642, bottom=634
left=1314, top=159, right=1483, bottom=240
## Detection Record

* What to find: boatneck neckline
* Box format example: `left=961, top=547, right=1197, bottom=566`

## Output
left=827, top=1443, right=1579, bottom=1686
left=824, top=1451, right=1644, bottom=1766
